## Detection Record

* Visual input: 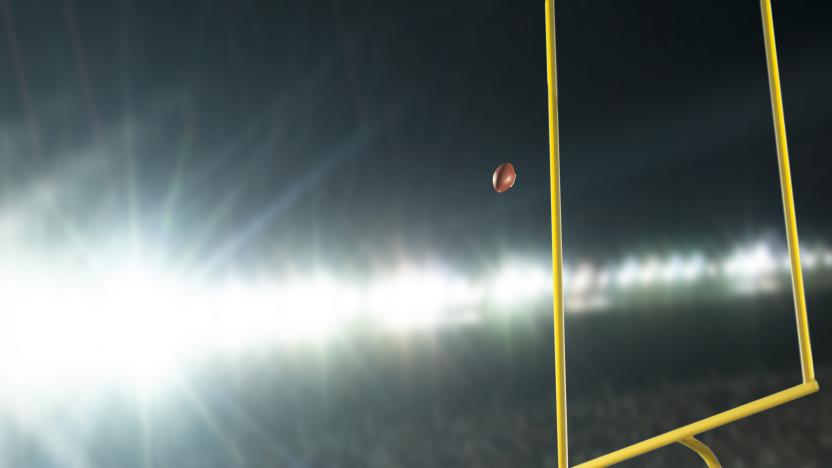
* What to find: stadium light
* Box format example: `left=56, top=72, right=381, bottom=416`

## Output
left=723, top=243, right=777, bottom=278
left=0, top=237, right=830, bottom=394
left=368, top=268, right=464, bottom=329
left=802, top=251, right=818, bottom=270
left=681, top=254, right=706, bottom=282
left=637, top=257, right=662, bottom=286
left=659, top=255, right=685, bottom=283
left=614, top=258, right=640, bottom=288
left=492, top=262, right=549, bottom=307
left=0, top=261, right=186, bottom=393
left=568, top=263, right=594, bottom=294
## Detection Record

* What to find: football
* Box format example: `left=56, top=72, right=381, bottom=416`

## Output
left=492, top=162, right=516, bottom=193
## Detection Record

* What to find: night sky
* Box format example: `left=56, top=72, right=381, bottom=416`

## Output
left=0, top=0, right=830, bottom=276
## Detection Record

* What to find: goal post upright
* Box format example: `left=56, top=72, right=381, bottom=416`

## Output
left=544, top=1, right=568, bottom=467
left=761, top=0, right=816, bottom=385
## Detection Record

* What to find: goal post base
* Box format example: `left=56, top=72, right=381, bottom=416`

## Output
left=679, top=436, right=721, bottom=468
left=572, top=381, right=818, bottom=467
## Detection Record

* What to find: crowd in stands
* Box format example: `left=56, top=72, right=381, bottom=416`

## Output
left=191, top=367, right=831, bottom=467
left=3, top=367, right=829, bottom=467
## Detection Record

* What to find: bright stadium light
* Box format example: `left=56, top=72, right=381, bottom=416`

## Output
left=615, top=258, right=640, bottom=287
left=659, top=255, right=685, bottom=283
left=0, top=235, right=830, bottom=395
left=273, top=275, right=358, bottom=341
left=492, top=262, right=549, bottom=307
left=569, top=263, right=595, bottom=294
left=724, top=243, right=776, bottom=278
left=567, top=294, right=610, bottom=313
left=96, top=264, right=190, bottom=388
left=596, top=269, right=612, bottom=288
left=0, top=260, right=187, bottom=394
left=368, top=269, right=451, bottom=330
left=637, top=257, right=662, bottom=285
left=446, top=275, right=485, bottom=307
left=681, top=254, right=706, bottom=282
left=802, top=251, right=818, bottom=270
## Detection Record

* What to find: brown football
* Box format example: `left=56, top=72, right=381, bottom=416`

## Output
left=492, top=162, right=516, bottom=193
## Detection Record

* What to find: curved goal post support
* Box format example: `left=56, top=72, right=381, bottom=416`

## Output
left=679, top=436, right=722, bottom=468
left=544, top=0, right=819, bottom=466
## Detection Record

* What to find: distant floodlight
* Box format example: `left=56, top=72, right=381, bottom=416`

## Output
left=638, top=257, right=661, bottom=286
left=681, top=255, right=706, bottom=282
left=369, top=269, right=451, bottom=329
left=802, top=252, right=818, bottom=270
left=724, top=244, right=776, bottom=278
left=569, top=263, right=594, bottom=294
left=615, top=259, right=640, bottom=287
left=493, top=263, right=548, bottom=307
left=660, top=255, right=685, bottom=283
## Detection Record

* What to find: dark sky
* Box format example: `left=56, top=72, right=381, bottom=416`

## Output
left=0, top=0, right=830, bottom=275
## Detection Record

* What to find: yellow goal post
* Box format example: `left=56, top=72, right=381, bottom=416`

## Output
left=544, top=0, right=819, bottom=466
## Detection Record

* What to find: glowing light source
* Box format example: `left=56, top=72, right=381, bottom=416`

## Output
left=615, top=259, right=640, bottom=287
left=0, top=262, right=186, bottom=394
left=682, top=254, right=706, bottom=282
left=802, top=252, right=818, bottom=270
left=723, top=243, right=777, bottom=278
left=638, top=257, right=662, bottom=285
left=0, top=238, right=829, bottom=393
left=492, top=263, right=549, bottom=307
left=568, top=263, right=595, bottom=294
left=660, top=255, right=685, bottom=283
left=369, top=269, right=455, bottom=330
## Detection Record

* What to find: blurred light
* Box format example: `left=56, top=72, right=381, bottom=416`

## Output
left=276, top=275, right=359, bottom=340
left=568, top=263, right=594, bottom=294
left=724, top=243, right=776, bottom=278
left=596, top=270, right=612, bottom=288
left=637, top=257, right=661, bottom=285
left=681, top=254, right=706, bottom=282
left=492, top=263, right=549, bottom=308
left=803, top=251, right=818, bottom=270
left=660, top=255, right=685, bottom=283
left=0, top=262, right=186, bottom=394
left=615, top=259, right=640, bottom=287
left=567, top=295, right=610, bottom=313
left=369, top=269, right=449, bottom=330
left=0, top=237, right=830, bottom=394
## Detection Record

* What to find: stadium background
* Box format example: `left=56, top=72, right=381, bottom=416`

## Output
left=0, top=0, right=830, bottom=466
